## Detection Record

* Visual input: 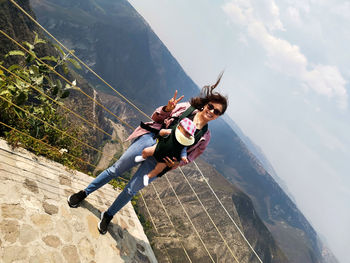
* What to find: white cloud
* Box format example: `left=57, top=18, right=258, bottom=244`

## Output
left=264, top=0, right=285, bottom=31
left=304, top=65, right=348, bottom=109
left=222, top=0, right=348, bottom=110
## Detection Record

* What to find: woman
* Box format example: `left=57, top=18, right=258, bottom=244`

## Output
left=68, top=75, right=228, bottom=234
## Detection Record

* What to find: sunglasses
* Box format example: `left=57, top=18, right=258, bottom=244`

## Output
left=207, top=103, right=222, bottom=115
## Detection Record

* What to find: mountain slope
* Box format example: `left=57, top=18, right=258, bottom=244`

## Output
left=24, top=0, right=338, bottom=262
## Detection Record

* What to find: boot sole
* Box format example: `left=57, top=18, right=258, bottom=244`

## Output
left=98, top=211, right=108, bottom=235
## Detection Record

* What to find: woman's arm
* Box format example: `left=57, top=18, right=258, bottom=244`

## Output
left=179, top=130, right=211, bottom=166
left=151, top=90, right=184, bottom=123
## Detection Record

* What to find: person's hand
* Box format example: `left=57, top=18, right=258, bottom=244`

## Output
left=165, top=90, right=184, bottom=112
left=163, top=156, right=179, bottom=168
left=159, top=129, right=171, bottom=137
left=181, top=156, right=189, bottom=164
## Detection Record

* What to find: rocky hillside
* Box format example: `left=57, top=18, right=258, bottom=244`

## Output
left=139, top=159, right=288, bottom=262
left=29, top=0, right=199, bottom=115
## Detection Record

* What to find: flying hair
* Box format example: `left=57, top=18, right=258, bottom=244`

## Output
left=190, top=71, right=228, bottom=115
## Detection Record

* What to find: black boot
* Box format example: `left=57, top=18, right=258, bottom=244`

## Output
left=67, top=190, right=87, bottom=208
left=98, top=211, right=113, bottom=234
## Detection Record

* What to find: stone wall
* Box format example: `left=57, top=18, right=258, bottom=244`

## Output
left=0, top=139, right=157, bottom=263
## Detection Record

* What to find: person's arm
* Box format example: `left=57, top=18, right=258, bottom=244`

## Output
left=163, top=141, right=208, bottom=170
left=151, top=90, right=184, bottom=123
left=185, top=141, right=208, bottom=164
left=180, top=147, right=189, bottom=164
left=179, top=131, right=211, bottom=167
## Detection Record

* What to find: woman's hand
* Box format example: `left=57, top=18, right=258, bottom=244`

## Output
left=159, top=129, right=171, bottom=137
left=165, top=90, right=184, bottom=112
left=163, top=156, right=179, bottom=168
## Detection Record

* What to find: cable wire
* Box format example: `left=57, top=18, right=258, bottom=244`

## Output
left=0, top=120, right=94, bottom=169
left=150, top=183, right=192, bottom=263
left=163, top=174, right=215, bottom=263
left=193, top=161, right=263, bottom=263
left=139, top=190, right=173, bottom=263
left=6, top=2, right=264, bottom=261
left=0, top=29, right=134, bottom=131
left=0, top=121, right=131, bottom=187
left=2, top=23, right=191, bottom=261
left=0, top=95, right=104, bottom=154
left=178, top=167, right=240, bottom=263
left=0, top=63, right=115, bottom=140
left=8, top=0, right=150, bottom=121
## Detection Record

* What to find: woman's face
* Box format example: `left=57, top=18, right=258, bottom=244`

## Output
left=201, top=102, right=223, bottom=122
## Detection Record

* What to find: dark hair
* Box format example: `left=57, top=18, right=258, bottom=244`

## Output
left=190, top=72, right=228, bottom=115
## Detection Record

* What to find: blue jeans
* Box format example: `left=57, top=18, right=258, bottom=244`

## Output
left=84, top=133, right=159, bottom=216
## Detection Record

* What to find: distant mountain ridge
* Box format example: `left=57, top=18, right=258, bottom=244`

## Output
left=5, top=0, right=338, bottom=262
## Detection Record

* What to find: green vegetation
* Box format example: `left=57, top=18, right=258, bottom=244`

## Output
left=0, top=33, right=84, bottom=170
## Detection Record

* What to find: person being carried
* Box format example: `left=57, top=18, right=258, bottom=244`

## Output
left=134, top=117, right=196, bottom=186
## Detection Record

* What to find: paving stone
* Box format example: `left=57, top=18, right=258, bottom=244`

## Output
left=29, top=251, right=64, bottom=263
left=42, top=235, right=62, bottom=248
left=19, top=224, right=38, bottom=245
left=1, top=219, right=19, bottom=243
left=0, top=139, right=157, bottom=263
left=1, top=203, right=25, bottom=219
left=62, top=245, right=81, bottom=263
left=120, top=217, right=128, bottom=229
left=128, top=219, right=135, bottom=227
left=59, top=204, right=73, bottom=220
left=26, top=250, right=64, bottom=263
left=78, top=237, right=96, bottom=261
left=30, top=213, right=53, bottom=231
left=97, top=195, right=103, bottom=205
left=23, top=178, right=39, bottom=193
left=64, top=189, right=74, bottom=197
left=59, top=174, right=72, bottom=186
left=111, top=244, right=121, bottom=255
left=56, top=219, right=73, bottom=242
left=43, top=201, right=59, bottom=215
left=124, top=209, right=131, bottom=217
left=2, top=245, right=28, bottom=263
left=87, top=214, right=100, bottom=239
left=73, top=218, right=86, bottom=232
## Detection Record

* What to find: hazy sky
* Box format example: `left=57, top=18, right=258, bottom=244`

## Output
left=128, top=0, right=350, bottom=262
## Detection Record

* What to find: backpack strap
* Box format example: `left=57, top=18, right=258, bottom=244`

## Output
left=141, top=106, right=208, bottom=141
left=168, top=106, right=196, bottom=129
left=172, top=106, right=208, bottom=144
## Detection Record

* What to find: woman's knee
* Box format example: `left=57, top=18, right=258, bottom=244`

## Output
left=105, top=165, right=120, bottom=179
left=126, top=186, right=138, bottom=197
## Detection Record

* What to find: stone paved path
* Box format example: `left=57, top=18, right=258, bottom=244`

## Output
left=0, top=139, right=157, bottom=263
